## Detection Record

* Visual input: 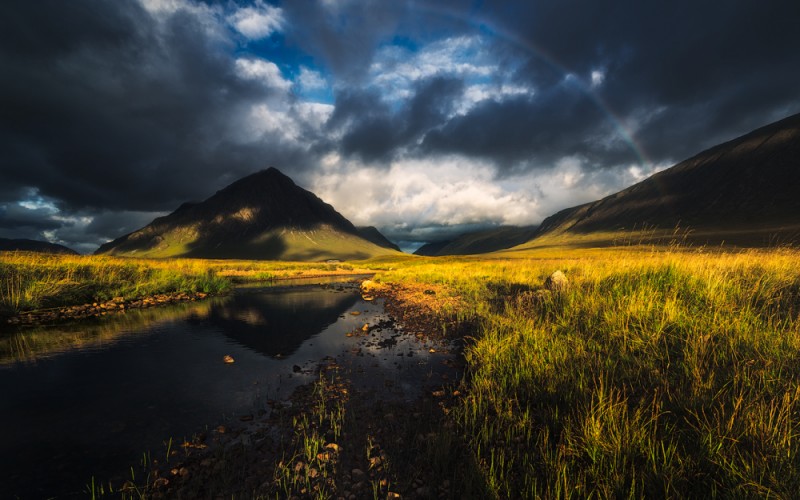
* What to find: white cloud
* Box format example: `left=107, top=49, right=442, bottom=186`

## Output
left=368, top=36, right=496, bottom=102
left=311, top=156, right=542, bottom=234
left=244, top=101, right=333, bottom=144
left=234, top=58, right=291, bottom=91
left=457, top=83, right=534, bottom=114
left=365, top=34, right=536, bottom=117
left=229, top=1, right=285, bottom=40
left=591, top=69, right=605, bottom=87
left=308, top=151, right=668, bottom=243
left=297, top=66, right=327, bottom=91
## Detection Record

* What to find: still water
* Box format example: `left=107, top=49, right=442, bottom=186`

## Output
left=0, top=278, right=455, bottom=498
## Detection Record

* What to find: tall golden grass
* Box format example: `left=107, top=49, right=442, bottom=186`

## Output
left=5, top=245, right=800, bottom=496
left=374, top=246, right=800, bottom=497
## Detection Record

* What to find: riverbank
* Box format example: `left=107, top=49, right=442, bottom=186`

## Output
left=0, top=251, right=380, bottom=326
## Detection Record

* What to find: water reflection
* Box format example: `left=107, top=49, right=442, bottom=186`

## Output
left=0, top=279, right=459, bottom=499
left=202, top=287, right=358, bottom=358
left=0, top=299, right=216, bottom=365
left=0, top=281, right=364, bottom=498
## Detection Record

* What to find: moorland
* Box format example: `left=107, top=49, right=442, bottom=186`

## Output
left=3, top=240, right=800, bottom=498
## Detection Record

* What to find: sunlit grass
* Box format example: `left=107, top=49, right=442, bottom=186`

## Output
left=0, top=251, right=379, bottom=316
left=374, top=245, right=800, bottom=497
left=6, top=244, right=800, bottom=496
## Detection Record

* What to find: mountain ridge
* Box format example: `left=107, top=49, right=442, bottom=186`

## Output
left=415, top=226, right=539, bottom=256
left=96, top=168, right=400, bottom=260
left=0, top=238, right=78, bottom=255
left=521, top=112, right=800, bottom=247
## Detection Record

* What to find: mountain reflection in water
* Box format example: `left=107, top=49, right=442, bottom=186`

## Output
left=0, top=280, right=368, bottom=499
left=203, top=287, right=359, bottom=358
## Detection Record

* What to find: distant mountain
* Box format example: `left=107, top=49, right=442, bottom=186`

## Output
left=96, top=168, right=401, bottom=260
left=522, top=113, right=800, bottom=247
left=415, top=226, right=539, bottom=256
left=414, top=240, right=453, bottom=257
left=0, top=238, right=78, bottom=255
left=357, top=226, right=402, bottom=252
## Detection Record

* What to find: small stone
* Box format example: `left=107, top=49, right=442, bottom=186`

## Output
left=351, top=468, right=365, bottom=481
left=223, top=355, right=235, bottom=364
left=416, top=486, right=433, bottom=498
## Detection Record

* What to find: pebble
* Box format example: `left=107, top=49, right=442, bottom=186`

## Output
left=351, top=468, right=365, bottom=481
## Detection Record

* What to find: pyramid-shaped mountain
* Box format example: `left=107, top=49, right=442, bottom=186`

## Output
left=96, top=168, right=400, bottom=260
left=522, top=112, right=800, bottom=247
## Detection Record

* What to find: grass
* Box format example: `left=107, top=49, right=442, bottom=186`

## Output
left=5, top=243, right=800, bottom=497
left=0, top=251, right=375, bottom=317
left=372, top=245, right=800, bottom=497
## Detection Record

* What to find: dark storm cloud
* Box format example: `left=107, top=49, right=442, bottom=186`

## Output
left=421, top=85, right=638, bottom=170
left=329, top=77, right=464, bottom=161
left=280, top=0, right=406, bottom=83
left=483, top=0, right=800, bottom=163
left=0, top=0, right=306, bottom=215
left=1, top=0, right=799, bottom=250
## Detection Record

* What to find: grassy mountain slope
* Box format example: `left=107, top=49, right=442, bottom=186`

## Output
left=517, top=113, right=800, bottom=248
left=356, top=226, right=402, bottom=252
left=96, top=168, right=400, bottom=261
left=415, top=226, right=539, bottom=256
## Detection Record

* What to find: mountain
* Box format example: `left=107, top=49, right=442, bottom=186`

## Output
left=0, top=238, right=78, bottom=255
left=415, top=226, right=539, bottom=256
left=414, top=240, right=453, bottom=257
left=96, top=168, right=401, bottom=260
left=356, top=226, right=402, bottom=252
left=521, top=113, right=800, bottom=248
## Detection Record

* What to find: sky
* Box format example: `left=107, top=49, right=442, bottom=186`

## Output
left=1, top=0, right=799, bottom=253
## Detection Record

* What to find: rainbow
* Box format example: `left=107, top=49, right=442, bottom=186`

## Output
left=408, top=4, right=653, bottom=170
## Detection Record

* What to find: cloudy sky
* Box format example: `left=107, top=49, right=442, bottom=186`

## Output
left=1, top=0, right=799, bottom=253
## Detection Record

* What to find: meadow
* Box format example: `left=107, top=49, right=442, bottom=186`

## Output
left=3, top=245, right=800, bottom=498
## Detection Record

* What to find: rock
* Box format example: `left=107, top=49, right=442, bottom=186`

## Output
left=293, top=365, right=302, bottom=373
left=351, top=468, right=365, bottom=481
left=415, top=485, right=433, bottom=498
left=544, top=270, right=568, bottom=292
left=153, top=477, right=170, bottom=488
left=223, top=355, right=235, bottom=364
